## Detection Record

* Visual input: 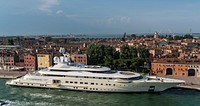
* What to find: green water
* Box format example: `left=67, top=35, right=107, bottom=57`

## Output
left=0, top=79, right=200, bottom=106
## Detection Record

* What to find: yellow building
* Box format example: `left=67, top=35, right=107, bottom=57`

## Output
left=37, top=53, right=53, bottom=70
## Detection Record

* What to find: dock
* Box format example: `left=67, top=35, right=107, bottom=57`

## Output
left=0, top=70, right=25, bottom=79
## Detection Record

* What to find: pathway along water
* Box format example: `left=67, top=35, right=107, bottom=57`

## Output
left=0, top=79, right=200, bottom=106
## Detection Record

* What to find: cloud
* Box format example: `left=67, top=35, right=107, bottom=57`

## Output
left=106, top=18, right=114, bottom=25
left=56, top=10, right=64, bottom=15
left=120, top=16, right=131, bottom=23
left=39, top=0, right=60, bottom=14
left=103, top=16, right=131, bottom=25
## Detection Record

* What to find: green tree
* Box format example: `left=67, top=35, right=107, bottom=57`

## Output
left=8, top=39, right=14, bottom=45
left=87, top=44, right=114, bottom=65
left=184, top=34, right=193, bottom=39
left=137, top=47, right=150, bottom=58
left=86, top=44, right=150, bottom=73
left=120, top=45, right=131, bottom=59
left=113, top=51, right=120, bottom=59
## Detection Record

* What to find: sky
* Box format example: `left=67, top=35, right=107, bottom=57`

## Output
left=0, top=0, right=200, bottom=36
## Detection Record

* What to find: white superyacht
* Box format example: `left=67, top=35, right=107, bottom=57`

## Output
left=6, top=51, right=184, bottom=92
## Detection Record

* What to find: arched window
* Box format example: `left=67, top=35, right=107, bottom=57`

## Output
left=188, top=69, right=195, bottom=76
left=166, top=68, right=173, bottom=75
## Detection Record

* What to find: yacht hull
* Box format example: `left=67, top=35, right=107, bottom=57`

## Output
left=6, top=75, right=183, bottom=92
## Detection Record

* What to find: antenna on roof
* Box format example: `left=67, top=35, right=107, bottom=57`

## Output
left=190, top=28, right=193, bottom=36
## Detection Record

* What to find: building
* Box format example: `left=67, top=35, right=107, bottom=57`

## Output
left=37, top=53, right=53, bottom=70
left=0, top=52, right=18, bottom=66
left=149, top=49, right=163, bottom=58
left=71, top=53, right=87, bottom=65
left=0, top=54, right=15, bottom=68
left=151, top=59, right=200, bottom=77
left=154, top=32, right=159, bottom=39
left=24, top=54, right=37, bottom=71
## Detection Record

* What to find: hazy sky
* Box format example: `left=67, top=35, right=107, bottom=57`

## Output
left=0, top=0, right=200, bottom=35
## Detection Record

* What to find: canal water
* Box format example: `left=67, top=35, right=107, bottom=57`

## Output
left=0, top=79, right=200, bottom=106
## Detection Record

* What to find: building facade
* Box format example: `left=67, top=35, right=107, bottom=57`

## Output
left=37, top=53, right=53, bottom=70
left=70, top=54, right=87, bottom=65
left=24, top=54, right=37, bottom=71
left=0, top=53, right=16, bottom=66
left=151, top=59, right=200, bottom=77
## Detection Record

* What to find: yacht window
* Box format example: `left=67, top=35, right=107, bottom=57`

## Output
left=46, top=74, right=65, bottom=77
left=70, top=81, right=73, bottom=83
left=96, top=83, right=98, bottom=85
left=80, top=82, right=83, bottom=84
left=66, top=81, right=69, bottom=83
left=103, top=77, right=106, bottom=79
left=113, top=84, right=115, bottom=86
left=74, top=82, right=78, bottom=84
left=53, top=80, right=60, bottom=83
left=101, top=83, right=103, bottom=85
left=85, top=82, right=88, bottom=84
left=120, top=76, right=143, bottom=80
left=91, top=83, right=94, bottom=85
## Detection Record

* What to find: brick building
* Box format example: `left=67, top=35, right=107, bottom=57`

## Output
left=71, top=53, right=87, bottom=65
left=0, top=52, right=18, bottom=66
left=24, top=54, right=37, bottom=71
left=151, top=59, right=200, bottom=78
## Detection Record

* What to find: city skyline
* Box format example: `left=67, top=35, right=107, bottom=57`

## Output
left=0, top=0, right=200, bottom=36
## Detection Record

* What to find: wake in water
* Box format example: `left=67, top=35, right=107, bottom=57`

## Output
left=0, top=99, right=60, bottom=106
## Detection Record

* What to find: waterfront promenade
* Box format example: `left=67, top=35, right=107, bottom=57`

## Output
left=0, top=70, right=25, bottom=79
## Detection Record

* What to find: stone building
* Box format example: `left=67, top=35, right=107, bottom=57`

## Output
left=151, top=59, right=200, bottom=77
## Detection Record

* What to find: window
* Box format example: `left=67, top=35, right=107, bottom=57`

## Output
left=74, top=82, right=77, bottom=84
left=53, top=80, right=60, bottom=83
left=70, top=81, right=73, bottom=83
left=80, top=82, right=83, bottom=84
left=96, top=83, right=98, bottom=85
left=85, top=82, right=88, bottom=84
left=91, top=83, right=94, bottom=85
